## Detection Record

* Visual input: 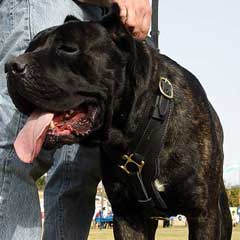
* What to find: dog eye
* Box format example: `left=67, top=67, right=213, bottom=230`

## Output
left=56, top=45, right=79, bottom=55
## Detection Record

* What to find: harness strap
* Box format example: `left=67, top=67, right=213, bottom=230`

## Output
left=150, top=0, right=160, bottom=51
left=118, top=77, right=174, bottom=217
left=101, top=76, right=173, bottom=218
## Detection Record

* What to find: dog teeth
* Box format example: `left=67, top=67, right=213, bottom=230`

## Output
left=69, top=110, right=74, bottom=115
left=65, top=113, right=70, bottom=118
left=74, top=131, right=90, bottom=137
left=50, top=121, right=55, bottom=129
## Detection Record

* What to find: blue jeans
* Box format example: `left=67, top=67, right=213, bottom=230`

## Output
left=0, top=0, right=101, bottom=239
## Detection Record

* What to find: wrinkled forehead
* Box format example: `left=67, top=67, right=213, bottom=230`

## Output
left=26, top=21, right=108, bottom=52
left=26, top=26, right=58, bottom=52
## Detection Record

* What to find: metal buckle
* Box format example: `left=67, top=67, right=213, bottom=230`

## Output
left=119, top=154, right=145, bottom=175
left=159, top=77, right=174, bottom=99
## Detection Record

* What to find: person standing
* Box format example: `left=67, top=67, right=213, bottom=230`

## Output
left=0, top=0, right=151, bottom=239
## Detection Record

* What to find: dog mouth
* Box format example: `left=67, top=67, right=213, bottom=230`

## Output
left=45, top=104, right=98, bottom=146
left=14, top=103, right=100, bottom=164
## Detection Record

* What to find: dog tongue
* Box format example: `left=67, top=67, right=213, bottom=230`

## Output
left=14, top=111, right=54, bottom=163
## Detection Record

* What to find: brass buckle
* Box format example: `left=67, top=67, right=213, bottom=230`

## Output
left=159, top=77, right=174, bottom=99
left=119, top=154, right=145, bottom=175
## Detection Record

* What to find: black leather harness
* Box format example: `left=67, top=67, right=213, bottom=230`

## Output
left=118, top=77, right=174, bottom=219
left=102, top=76, right=174, bottom=219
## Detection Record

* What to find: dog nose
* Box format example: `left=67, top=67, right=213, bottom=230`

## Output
left=5, top=58, right=27, bottom=75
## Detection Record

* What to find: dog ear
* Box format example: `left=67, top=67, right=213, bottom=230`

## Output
left=64, top=15, right=81, bottom=23
left=101, top=4, right=136, bottom=53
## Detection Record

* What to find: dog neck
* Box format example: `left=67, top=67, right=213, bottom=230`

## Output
left=107, top=41, right=162, bottom=151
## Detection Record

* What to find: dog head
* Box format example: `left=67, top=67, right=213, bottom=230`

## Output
left=6, top=5, right=137, bottom=162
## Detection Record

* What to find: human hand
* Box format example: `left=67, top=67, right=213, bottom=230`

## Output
left=112, top=0, right=152, bottom=40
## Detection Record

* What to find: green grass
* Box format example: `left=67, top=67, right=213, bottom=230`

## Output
left=89, top=225, right=240, bottom=240
left=38, top=192, right=239, bottom=239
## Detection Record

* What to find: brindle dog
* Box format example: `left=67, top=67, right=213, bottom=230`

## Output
left=6, top=6, right=232, bottom=240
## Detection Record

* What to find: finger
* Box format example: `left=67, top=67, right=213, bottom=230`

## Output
left=139, top=12, right=151, bottom=39
left=137, top=6, right=152, bottom=40
left=132, top=29, right=144, bottom=40
left=130, top=13, right=145, bottom=39
left=119, top=5, right=128, bottom=24
left=124, top=7, right=136, bottom=28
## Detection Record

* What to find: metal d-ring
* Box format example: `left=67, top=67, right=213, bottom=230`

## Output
left=159, top=77, right=174, bottom=99
left=119, top=154, right=145, bottom=175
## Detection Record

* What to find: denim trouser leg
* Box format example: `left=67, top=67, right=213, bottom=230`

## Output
left=0, top=0, right=101, bottom=239
left=43, top=145, right=101, bottom=240
left=0, top=1, right=41, bottom=239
